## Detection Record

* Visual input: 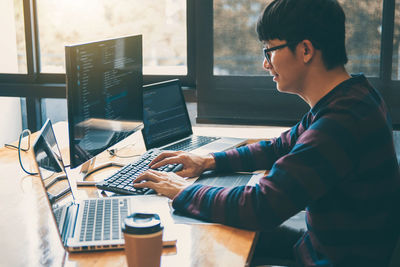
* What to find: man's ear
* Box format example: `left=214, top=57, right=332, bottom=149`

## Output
left=301, top=40, right=314, bottom=64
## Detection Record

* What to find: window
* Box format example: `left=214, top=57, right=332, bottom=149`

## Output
left=0, top=97, right=24, bottom=146
left=0, top=1, right=26, bottom=144
left=197, top=0, right=399, bottom=128
left=0, top=0, right=27, bottom=73
left=213, top=0, right=383, bottom=77
left=340, top=0, right=383, bottom=77
left=36, top=0, right=187, bottom=75
left=0, top=0, right=399, bottom=132
left=213, top=1, right=266, bottom=76
left=40, top=98, right=67, bottom=124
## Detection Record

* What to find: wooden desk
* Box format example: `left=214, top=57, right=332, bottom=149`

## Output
left=0, top=122, right=288, bottom=267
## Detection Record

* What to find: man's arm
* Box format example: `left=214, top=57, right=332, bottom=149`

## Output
left=172, top=112, right=358, bottom=231
left=212, top=121, right=304, bottom=173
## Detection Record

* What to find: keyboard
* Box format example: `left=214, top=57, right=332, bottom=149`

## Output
left=53, top=205, right=67, bottom=233
left=96, top=148, right=182, bottom=195
left=163, top=135, right=220, bottom=151
left=79, top=198, right=128, bottom=241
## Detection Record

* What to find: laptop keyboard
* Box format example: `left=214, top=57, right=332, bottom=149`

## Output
left=53, top=205, right=67, bottom=233
left=79, top=198, right=128, bottom=242
left=163, top=135, right=220, bottom=151
left=96, top=148, right=182, bottom=195
left=54, top=206, right=63, bottom=226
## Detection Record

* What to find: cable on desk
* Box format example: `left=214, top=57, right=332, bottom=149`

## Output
left=4, top=132, right=31, bottom=152
left=5, top=129, right=38, bottom=175
left=107, top=143, right=140, bottom=158
left=18, top=129, right=38, bottom=175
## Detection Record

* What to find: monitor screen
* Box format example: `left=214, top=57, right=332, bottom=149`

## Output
left=142, top=79, right=192, bottom=149
left=66, top=35, right=143, bottom=169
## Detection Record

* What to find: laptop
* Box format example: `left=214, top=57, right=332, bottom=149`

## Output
left=32, top=119, right=176, bottom=252
left=142, top=79, right=247, bottom=155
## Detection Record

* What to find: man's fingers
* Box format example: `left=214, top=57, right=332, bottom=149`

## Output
left=134, top=169, right=162, bottom=183
left=149, top=151, right=179, bottom=167
left=133, top=180, right=156, bottom=190
left=150, top=156, right=181, bottom=169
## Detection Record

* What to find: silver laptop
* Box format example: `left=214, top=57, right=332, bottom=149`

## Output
left=142, top=79, right=247, bottom=155
left=32, top=119, right=175, bottom=252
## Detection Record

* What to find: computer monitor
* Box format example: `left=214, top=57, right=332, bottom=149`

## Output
left=65, top=35, right=143, bottom=179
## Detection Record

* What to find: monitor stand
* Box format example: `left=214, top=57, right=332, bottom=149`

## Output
left=48, top=187, right=70, bottom=204
left=75, top=157, right=124, bottom=186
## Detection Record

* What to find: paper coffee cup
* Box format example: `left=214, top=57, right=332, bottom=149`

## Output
left=122, top=213, right=164, bottom=267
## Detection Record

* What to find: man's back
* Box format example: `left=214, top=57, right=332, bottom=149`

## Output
left=284, top=74, right=400, bottom=266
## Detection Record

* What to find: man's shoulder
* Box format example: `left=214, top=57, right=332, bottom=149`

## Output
left=317, top=76, right=384, bottom=121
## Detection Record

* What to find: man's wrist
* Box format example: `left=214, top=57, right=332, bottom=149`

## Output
left=204, top=153, right=216, bottom=171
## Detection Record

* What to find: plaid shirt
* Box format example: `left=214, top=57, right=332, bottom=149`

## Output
left=172, top=74, right=400, bottom=266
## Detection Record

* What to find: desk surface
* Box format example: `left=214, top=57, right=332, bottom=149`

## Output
left=0, top=122, right=288, bottom=267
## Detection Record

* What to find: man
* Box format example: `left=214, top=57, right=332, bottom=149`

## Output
left=134, top=0, right=400, bottom=266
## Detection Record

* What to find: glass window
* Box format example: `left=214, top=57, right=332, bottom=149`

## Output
left=340, top=0, right=383, bottom=77
left=0, top=97, right=24, bottom=146
left=394, top=130, right=400, bottom=163
left=36, top=0, right=186, bottom=75
left=0, top=0, right=27, bottom=73
left=392, top=1, right=400, bottom=80
left=213, top=0, right=383, bottom=77
left=213, top=0, right=266, bottom=76
left=41, top=98, right=67, bottom=124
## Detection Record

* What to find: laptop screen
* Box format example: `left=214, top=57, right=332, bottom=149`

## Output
left=142, top=79, right=193, bottom=149
left=33, top=120, right=77, bottom=229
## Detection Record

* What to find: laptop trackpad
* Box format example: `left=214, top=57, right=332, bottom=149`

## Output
left=191, top=142, right=233, bottom=155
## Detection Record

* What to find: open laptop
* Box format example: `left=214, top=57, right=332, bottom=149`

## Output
left=32, top=119, right=175, bottom=252
left=142, top=79, right=247, bottom=155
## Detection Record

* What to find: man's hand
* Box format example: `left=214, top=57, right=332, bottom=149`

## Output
left=148, top=151, right=216, bottom=178
left=133, top=169, right=190, bottom=199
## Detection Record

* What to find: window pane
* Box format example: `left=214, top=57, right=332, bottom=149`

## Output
left=37, top=0, right=186, bottom=75
left=41, top=98, right=67, bottom=124
left=394, top=131, right=400, bottom=164
left=0, top=0, right=27, bottom=73
left=213, top=0, right=382, bottom=77
left=214, top=0, right=266, bottom=76
left=392, top=1, right=400, bottom=80
left=340, top=0, right=382, bottom=77
left=0, top=97, right=24, bottom=146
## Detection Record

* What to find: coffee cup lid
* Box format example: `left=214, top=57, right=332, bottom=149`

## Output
left=122, top=213, right=163, bottom=235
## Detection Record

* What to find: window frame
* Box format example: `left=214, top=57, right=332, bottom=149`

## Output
left=0, top=0, right=399, bottom=131
left=0, top=0, right=196, bottom=131
left=196, top=0, right=400, bottom=129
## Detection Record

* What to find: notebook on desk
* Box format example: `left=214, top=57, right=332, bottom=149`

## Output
left=32, top=119, right=176, bottom=252
left=142, top=79, right=247, bottom=155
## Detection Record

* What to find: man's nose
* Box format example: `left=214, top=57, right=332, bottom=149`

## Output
left=263, top=58, right=272, bottom=71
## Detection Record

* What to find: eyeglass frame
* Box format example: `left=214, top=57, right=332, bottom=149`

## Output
left=263, top=42, right=298, bottom=64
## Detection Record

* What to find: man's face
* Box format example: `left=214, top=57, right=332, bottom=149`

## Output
left=263, top=39, right=305, bottom=95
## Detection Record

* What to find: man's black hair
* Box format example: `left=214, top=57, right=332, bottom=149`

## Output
left=256, top=0, right=348, bottom=70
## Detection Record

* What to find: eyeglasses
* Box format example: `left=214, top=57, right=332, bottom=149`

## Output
left=263, top=42, right=295, bottom=64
